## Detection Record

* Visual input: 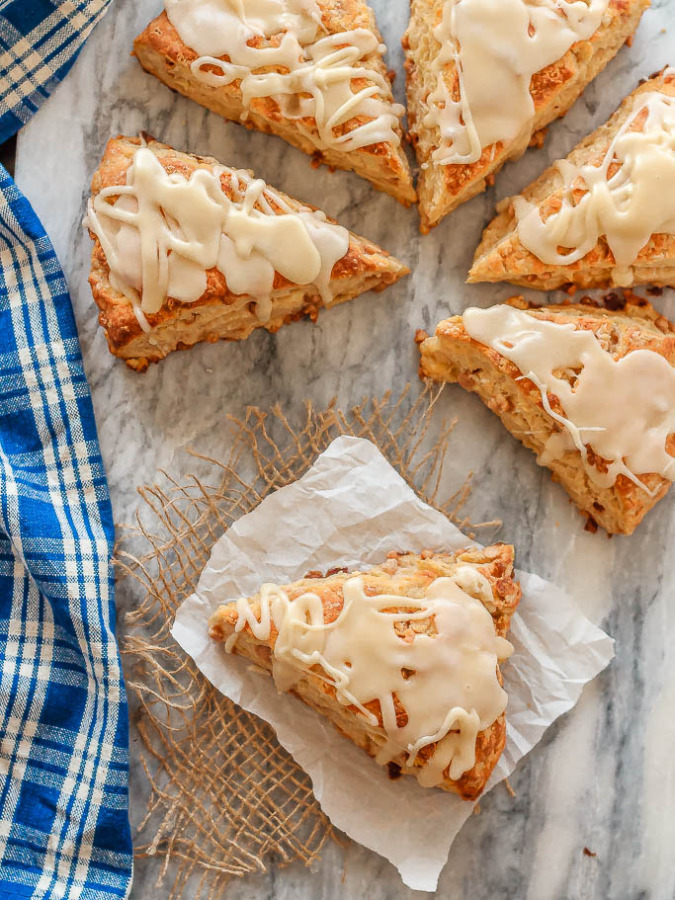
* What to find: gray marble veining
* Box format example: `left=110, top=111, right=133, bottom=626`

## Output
left=14, top=0, right=675, bottom=897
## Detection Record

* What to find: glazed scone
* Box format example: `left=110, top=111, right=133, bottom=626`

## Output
left=403, top=0, right=649, bottom=232
left=133, top=0, right=416, bottom=205
left=470, top=69, right=675, bottom=290
left=208, top=547, right=521, bottom=800
left=418, top=296, right=675, bottom=535
left=85, top=136, right=409, bottom=371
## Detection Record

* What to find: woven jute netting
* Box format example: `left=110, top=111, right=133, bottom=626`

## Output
left=118, top=386, right=482, bottom=899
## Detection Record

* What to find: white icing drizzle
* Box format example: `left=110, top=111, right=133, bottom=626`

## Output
left=514, top=88, right=675, bottom=285
left=85, top=146, right=349, bottom=323
left=462, top=304, right=675, bottom=491
left=225, top=568, right=512, bottom=786
left=165, top=0, right=404, bottom=152
left=424, top=0, right=608, bottom=166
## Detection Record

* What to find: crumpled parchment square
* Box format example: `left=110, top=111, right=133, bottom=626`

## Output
left=172, top=436, right=614, bottom=892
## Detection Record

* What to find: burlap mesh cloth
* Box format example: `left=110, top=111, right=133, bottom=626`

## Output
left=118, top=387, right=482, bottom=898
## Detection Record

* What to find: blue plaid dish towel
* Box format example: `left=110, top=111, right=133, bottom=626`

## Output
left=0, top=2, right=132, bottom=899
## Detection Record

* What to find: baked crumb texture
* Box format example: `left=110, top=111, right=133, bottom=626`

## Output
left=133, top=2, right=416, bottom=204
left=88, top=135, right=409, bottom=371
left=208, top=546, right=521, bottom=801
left=419, top=296, right=675, bottom=535
left=403, top=0, right=649, bottom=232
left=470, top=69, right=675, bottom=289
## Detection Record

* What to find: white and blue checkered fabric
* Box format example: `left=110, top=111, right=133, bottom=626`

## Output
left=0, top=2, right=132, bottom=898
left=0, top=172, right=132, bottom=900
left=0, top=0, right=111, bottom=142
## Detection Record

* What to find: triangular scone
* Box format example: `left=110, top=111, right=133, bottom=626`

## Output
left=404, top=0, right=649, bottom=232
left=209, top=547, right=521, bottom=800
left=470, top=70, right=675, bottom=290
left=133, top=1, right=416, bottom=205
left=86, top=136, right=408, bottom=371
left=418, top=296, right=675, bottom=535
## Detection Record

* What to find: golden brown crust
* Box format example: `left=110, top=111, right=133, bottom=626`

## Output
left=88, top=135, right=409, bottom=370
left=133, top=4, right=416, bottom=204
left=208, top=546, right=521, bottom=800
left=469, top=69, right=675, bottom=289
left=418, top=295, right=675, bottom=535
left=403, top=0, right=650, bottom=232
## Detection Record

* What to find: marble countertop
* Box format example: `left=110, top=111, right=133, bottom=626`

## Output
left=14, top=0, right=675, bottom=897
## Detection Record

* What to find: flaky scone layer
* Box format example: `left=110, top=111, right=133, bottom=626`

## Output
left=469, top=70, right=675, bottom=290
left=88, top=135, right=409, bottom=371
left=133, top=2, right=416, bottom=205
left=404, top=0, right=649, bottom=232
left=209, top=546, right=521, bottom=800
left=418, top=296, right=675, bottom=535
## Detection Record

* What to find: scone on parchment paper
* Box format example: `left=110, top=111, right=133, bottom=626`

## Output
left=418, top=296, right=675, bottom=535
left=209, top=546, right=521, bottom=801
left=404, top=0, right=649, bottom=232
left=85, top=135, right=408, bottom=371
left=134, top=0, right=416, bottom=205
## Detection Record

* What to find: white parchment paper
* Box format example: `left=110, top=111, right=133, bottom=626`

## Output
left=172, top=436, right=614, bottom=892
